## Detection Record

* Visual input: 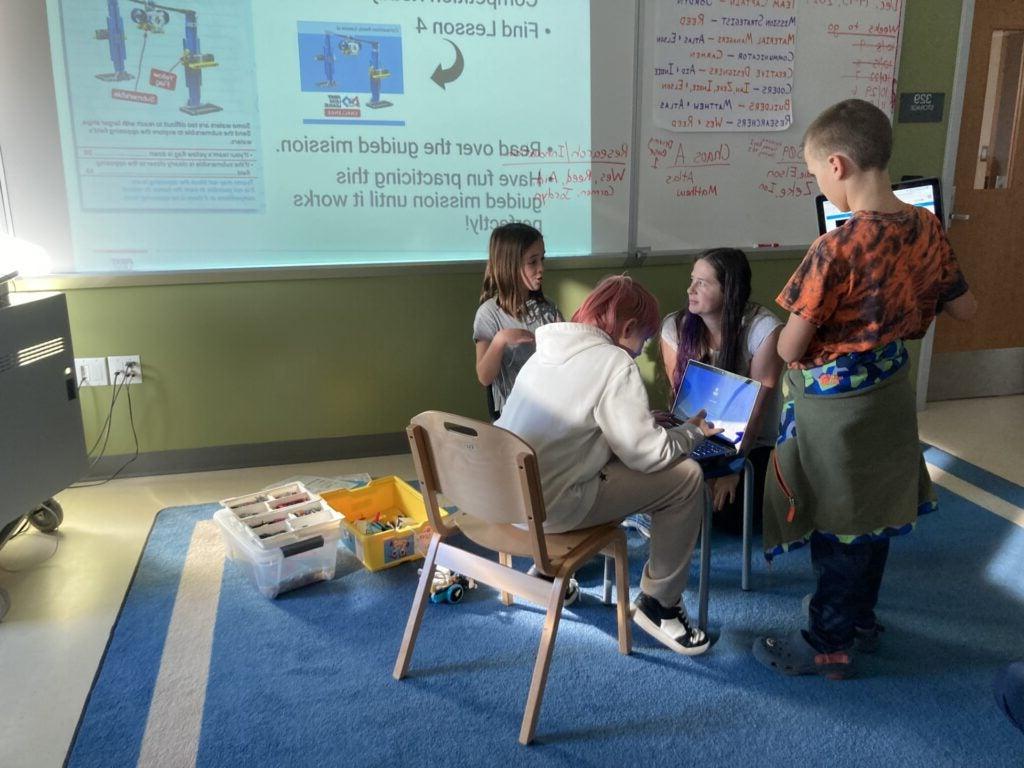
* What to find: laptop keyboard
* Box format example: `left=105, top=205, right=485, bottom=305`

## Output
left=691, top=440, right=734, bottom=460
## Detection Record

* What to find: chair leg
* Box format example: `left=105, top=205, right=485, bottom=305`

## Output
left=519, top=577, right=566, bottom=745
left=393, top=533, right=441, bottom=680
left=602, top=554, right=613, bottom=605
left=498, top=552, right=514, bottom=605
left=741, top=457, right=754, bottom=592
left=613, top=534, right=632, bottom=655
left=698, top=489, right=712, bottom=632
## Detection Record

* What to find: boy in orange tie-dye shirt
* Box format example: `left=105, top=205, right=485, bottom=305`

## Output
left=752, top=99, right=977, bottom=680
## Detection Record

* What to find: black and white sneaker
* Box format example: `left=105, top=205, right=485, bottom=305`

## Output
left=527, top=565, right=580, bottom=607
left=632, top=593, right=710, bottom=655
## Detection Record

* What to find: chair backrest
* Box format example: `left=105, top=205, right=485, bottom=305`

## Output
left=407, top=411, right=548, bottom=547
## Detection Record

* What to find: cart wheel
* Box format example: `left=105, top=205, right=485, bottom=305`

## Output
left=447, top=584, right=464, bottom=604
left=0, top=588, right=9, bottom=622
left=29, top=499, right=63, bottom=533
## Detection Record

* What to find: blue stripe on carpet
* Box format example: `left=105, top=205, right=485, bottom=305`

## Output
left=923, top=443, right=1024, bottom=509
left=67, top=488, right=1024, bottom=767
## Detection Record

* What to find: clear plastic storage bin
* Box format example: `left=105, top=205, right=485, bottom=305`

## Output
left=214, top=482, right=343, bottom=598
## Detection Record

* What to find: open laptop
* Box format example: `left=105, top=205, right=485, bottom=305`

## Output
left=669, top=360, right=762, bottom=464
left=814, top=176, right=944, bottom=235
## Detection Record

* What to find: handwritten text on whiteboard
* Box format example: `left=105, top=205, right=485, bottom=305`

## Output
left=652, top=1, right=797, bottom=133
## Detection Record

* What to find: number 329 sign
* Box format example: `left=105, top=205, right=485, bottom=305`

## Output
left=898, top=92, right=945, bottom=123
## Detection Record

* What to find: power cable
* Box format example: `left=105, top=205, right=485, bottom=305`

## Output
left=83, top=370, right=126, bottom=464
left=71, top=367, right=141, bottom=487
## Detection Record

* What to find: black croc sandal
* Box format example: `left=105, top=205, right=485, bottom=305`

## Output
left=753, top=630, right=855, bottom=680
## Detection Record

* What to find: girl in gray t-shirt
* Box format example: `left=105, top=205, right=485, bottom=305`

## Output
left=472, top=223, right=563, bottom=418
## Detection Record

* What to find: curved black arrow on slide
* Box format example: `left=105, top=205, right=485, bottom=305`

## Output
left=431, top=39, right=464, bottom=89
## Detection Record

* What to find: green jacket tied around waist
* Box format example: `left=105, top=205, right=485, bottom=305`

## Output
left=762, top=361, right=936, bottom=559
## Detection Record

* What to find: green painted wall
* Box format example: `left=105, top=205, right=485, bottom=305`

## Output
left=66, top=259, right=802, bottom=453
left=890, top=0, right=964, bottom=181
left=64, top=0, right=962, bottom=457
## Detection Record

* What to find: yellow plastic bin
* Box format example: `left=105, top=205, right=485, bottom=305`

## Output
left=322, top=476, right=443, bottom=572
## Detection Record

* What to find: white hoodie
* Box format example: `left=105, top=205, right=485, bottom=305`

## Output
left=496, top=322, right=704, bottom=532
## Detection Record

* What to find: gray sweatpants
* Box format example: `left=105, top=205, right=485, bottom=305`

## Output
left=574, top=457, right=705, bottom=608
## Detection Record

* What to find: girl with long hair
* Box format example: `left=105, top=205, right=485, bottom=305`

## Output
left=660, top=248, right=784, bottom=533
left=473, top=223, right=562, bottom=418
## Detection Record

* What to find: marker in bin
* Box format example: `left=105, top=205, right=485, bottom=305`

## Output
left=270, top=494, right=310, bottom=510
left=228, top=494, right=268, bottom=509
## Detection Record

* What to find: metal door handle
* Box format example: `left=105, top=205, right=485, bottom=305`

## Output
left=950, top=213, right=970, bottom=221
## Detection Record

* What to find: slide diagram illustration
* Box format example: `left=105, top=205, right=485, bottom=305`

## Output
left=315, top=31, right=391, bottom=108
left=94, top=0, right=221, bottom=115
left=297, top=22, right=404, bottom=122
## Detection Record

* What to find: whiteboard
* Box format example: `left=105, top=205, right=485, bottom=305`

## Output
left=636, top=0, right=906, bottom=253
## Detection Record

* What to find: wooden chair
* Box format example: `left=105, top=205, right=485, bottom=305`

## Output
left=394, top=411, right=632, bottom=745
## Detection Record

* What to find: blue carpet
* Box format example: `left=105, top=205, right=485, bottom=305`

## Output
left=923, top=443, right=1024, bottom=509
left=66, top=485, right=1024, bottom=767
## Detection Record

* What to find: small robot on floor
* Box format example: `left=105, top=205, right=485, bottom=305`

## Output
left=422, top=565, right=476, bottom=604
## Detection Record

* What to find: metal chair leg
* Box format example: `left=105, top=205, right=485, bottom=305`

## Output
left=697, top=488, right=712, bottom=632
left=741, top=457, right=754, bottom=592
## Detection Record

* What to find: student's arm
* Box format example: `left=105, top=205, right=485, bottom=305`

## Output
left=710, top=325, right=783, bottom=511
left=474, top=330, right=534, bottom=386
left=942, top=289, right=978, bottom=321
left=777, top=314, right=817, bottom=365
left=775, top=239, right=837, bottom=365
left=660, top=339, right=678, bottom=391
left=594, top=365, right=709, bottom=472
left=931, top=225, right=977, bottom=322
left=745, top=325, right=783, bottom=442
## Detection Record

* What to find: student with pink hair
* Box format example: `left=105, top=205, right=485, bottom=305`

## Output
left=496, top=275, right=720, bottom=654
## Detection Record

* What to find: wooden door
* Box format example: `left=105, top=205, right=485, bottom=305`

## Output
left=936, top=1, right=1024, bottom=352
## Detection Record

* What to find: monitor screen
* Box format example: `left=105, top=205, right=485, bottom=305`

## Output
left=671, top=361, right=760, bottom=446
left=815, top=177, right=944, bottom=235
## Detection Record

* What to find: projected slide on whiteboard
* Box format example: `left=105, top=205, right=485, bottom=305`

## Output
left=44, top=0, right=616, bottom=272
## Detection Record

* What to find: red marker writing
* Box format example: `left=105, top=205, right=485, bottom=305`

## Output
left=755, top=242, right=781, bottom=248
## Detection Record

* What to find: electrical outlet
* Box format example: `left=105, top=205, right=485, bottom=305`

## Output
left=74, top=357, right=109, bottom=387
left=107, top=354, right=142, bottom=384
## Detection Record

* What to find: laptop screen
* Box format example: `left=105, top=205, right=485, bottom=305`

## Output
left=815, top=177, right=944, bottom=235
left=671, top=360, right=761, bottom=446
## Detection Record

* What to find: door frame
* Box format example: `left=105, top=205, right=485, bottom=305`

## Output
left=916, top=0, right=976, bottom=410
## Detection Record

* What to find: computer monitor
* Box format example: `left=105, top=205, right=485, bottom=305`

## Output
left=814, top=177, right=944, bottom=235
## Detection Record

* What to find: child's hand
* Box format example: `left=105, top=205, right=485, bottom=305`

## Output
left=711, top=473, right=740, bottom=511
left=687, top=409, right=724, bottom=438
left=497, top=328, right=535, bottom=347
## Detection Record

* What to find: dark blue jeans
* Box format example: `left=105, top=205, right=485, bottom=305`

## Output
left=807, top=533, right=890, bottom=652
